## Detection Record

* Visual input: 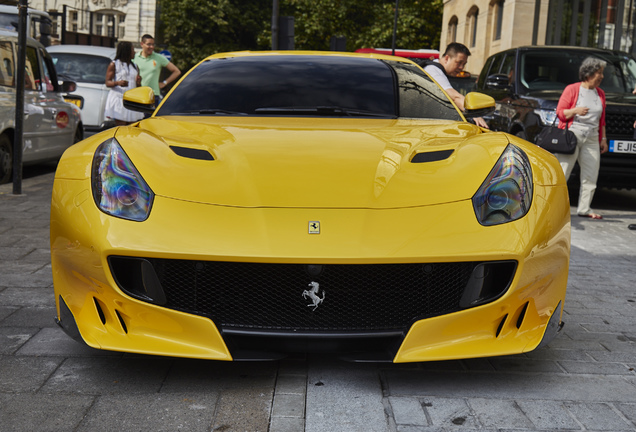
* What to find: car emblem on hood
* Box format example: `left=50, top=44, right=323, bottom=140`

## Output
left=308, top=221, right=320, bottom=234
left=302, top=281, right=325, bottom=311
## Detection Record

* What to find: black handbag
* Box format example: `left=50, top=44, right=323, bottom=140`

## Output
left=535, top=118, right=578, bottom=154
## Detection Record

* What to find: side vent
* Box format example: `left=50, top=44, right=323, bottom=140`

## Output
left=170, top=146, right=214, bottom=161
left=410, top=149, right=454, bottom=163
left=115, top=310, right=128, bottom=334
left=516, top=302, right=529, bottom=329
left=496, top=314, right=508, bottom=338
left=93, top=298, right=106, bottom=325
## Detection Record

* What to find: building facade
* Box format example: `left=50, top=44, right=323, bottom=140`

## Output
left=442, top=0, right=636, bottom=75
left=30, top=0, right=157, bottom=45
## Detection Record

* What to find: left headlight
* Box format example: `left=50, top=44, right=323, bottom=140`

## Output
left=472, top=144, right=533, bottom=226
left=91, top=138, right=154, bottom=222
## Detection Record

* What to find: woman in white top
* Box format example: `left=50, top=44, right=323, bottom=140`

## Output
left=556, top=57, right=609, bottom=219
left=104, top=41, right=144, bottom=126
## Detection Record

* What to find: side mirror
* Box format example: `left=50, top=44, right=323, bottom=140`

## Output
left=485, top=74, right=510, bottom=90
left=61, top=81, right=76, bottom=93
left=123, top=86, right=156, bottom=113
left=464, top=92, right=496, bottom=118
left=40, top=21, right=52, bottom=35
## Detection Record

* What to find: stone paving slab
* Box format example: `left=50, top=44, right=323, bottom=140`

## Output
left=2, top=169, right=636, bottom=431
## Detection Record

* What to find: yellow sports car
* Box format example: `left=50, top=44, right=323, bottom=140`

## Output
left=50, top=51, right=570, bottom=362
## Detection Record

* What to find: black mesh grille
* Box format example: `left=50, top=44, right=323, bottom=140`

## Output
left=606, top=107, right=636, bottom=137
left=128, top=259, right=487, bottom=332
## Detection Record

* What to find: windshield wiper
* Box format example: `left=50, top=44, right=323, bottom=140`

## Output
left=254, top=106, right=393, bottom=117
left=169, top=109, right=247, bottom=116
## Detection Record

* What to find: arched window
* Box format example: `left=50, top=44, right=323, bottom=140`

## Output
left=467, top=7, right=479, bottom=48
left=492, top=0, right=505, bottom=41
left=448, top=16, right=458, bottom=43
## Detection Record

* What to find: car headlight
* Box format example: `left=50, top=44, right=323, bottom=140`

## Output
left=472, top=144, right=533, bottom=226
left=534, top=108, right=557, bottom=126
left=91, top=138, right=154, bottom=221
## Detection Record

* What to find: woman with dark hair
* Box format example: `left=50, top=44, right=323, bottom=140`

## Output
left=104, top=41, right=143, bottom=125
left=556, top=56, right=609, bottom=219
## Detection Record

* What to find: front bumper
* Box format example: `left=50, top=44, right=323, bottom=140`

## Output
left=51, top=179, right=570, bottom=362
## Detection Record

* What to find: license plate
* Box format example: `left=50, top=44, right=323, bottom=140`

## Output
left=609, top=140, right=636, bottom=154
left=64, top=98, right=82, bottom=108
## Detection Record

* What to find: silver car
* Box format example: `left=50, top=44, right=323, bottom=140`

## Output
left=47, top=45, right=116, bottom=135
left=0, top=29, right=82, bottom=184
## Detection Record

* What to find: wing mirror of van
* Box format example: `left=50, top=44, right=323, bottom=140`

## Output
left=61, top=81, right=76, bottom=93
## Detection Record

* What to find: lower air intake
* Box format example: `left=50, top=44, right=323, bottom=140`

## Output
left=108, top=257, right=516, bottom=333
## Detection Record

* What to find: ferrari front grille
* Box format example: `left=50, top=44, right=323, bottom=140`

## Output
left=108, top=257, right=516, bottom=333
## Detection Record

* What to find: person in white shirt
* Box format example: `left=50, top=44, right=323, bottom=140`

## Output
left=423, top=43, right=489, bottom=128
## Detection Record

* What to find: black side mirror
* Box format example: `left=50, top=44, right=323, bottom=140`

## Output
left=40, top=21, right=52, bottom=35
left=61, top=81, right=77, bottom=93
left=485, top=74, right=511, bottom=90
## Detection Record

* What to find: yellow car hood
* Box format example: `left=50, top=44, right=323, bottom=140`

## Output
left=114, top=116, right=508, bottom=209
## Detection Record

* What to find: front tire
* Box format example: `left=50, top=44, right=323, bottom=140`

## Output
left=0, top=134, right=12, bottom=185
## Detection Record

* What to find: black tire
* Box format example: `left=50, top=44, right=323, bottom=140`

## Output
left=0, top=134, right=12, bottom=185
left=73, top=127, right=83, bottom=144
left=515, top=130, right=528, bottom=141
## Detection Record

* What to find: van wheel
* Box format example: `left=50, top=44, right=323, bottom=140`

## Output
left=74, top=127, right=83, bottom=144
left=0, top=134, right=12, bottom=185
left=515, top=131, right=528, bottom=141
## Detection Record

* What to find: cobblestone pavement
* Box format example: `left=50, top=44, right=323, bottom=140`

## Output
left=1, top=167, right=635, bottom=432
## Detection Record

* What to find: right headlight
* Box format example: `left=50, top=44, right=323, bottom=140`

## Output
left=534, top=108, right=557, bottom=126
left=91, top=138, right=154, bottom=222
left=472, top=144, right=533, bottom=226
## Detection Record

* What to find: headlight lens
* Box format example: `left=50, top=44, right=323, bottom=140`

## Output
left=472, top=144, right=533, bottom=226
left=534, top=108, right=557, bottom=126
left=92, top=138, right=154, bottom=221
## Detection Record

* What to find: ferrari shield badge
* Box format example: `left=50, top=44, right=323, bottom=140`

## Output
left=308, top=221, right=320, bottom=234
left=303, top=282, right=325, bottom=311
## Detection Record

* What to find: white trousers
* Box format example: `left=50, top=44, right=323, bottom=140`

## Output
left=555, top=129, right=601, bottom=215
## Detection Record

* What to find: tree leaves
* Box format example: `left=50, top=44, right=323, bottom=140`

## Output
left=159, top=0, right=443, bottom=72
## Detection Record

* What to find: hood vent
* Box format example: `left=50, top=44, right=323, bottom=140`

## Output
left=411, top=149, right=454, bottom=163
left=170, top=146, right=214, bottom=161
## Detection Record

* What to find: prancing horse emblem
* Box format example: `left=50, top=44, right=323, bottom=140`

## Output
left=303, top=281, right=325, bottom=311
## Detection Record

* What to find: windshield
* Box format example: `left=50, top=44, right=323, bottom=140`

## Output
left=50, top=52, right=111, bottom=84
left=519, top=49, right=636, bottom=94
left=0, top=13, right=18, bottom=31
left=156, top=55, right=462, bottom=121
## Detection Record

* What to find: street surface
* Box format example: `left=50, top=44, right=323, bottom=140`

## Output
left=1, top=165, right=635, bottom=432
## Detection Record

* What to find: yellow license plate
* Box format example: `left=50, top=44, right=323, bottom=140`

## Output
left=65, top=98, right=82, bottom=108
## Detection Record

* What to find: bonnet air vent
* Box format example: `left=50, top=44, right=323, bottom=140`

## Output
left=170, top=146, right=214, bottom=161
left=411, top=149, right=454, bottom=163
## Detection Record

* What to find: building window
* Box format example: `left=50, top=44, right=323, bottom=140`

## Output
left=448, top=16, right=458, bottom=43
left=70, top=11, right=78, bottom=33
left=493, top=0, right=505, bottom=41
left=118, top=15, right=126, bottom=39
left=94, top=13, right=103, bottom=36
left=107, top=15, right=115, bottom=38
left=467, top=7, right=479, bottom=48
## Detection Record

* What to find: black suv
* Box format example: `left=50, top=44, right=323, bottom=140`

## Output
left=475, top=46, right=636, bottom=189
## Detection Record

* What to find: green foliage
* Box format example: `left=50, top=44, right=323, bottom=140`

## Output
left=280, top=0, right=443, bottom=51
left=159, top=0, right=271, bottom=71
left=159, top=0, right=443, bottom=72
